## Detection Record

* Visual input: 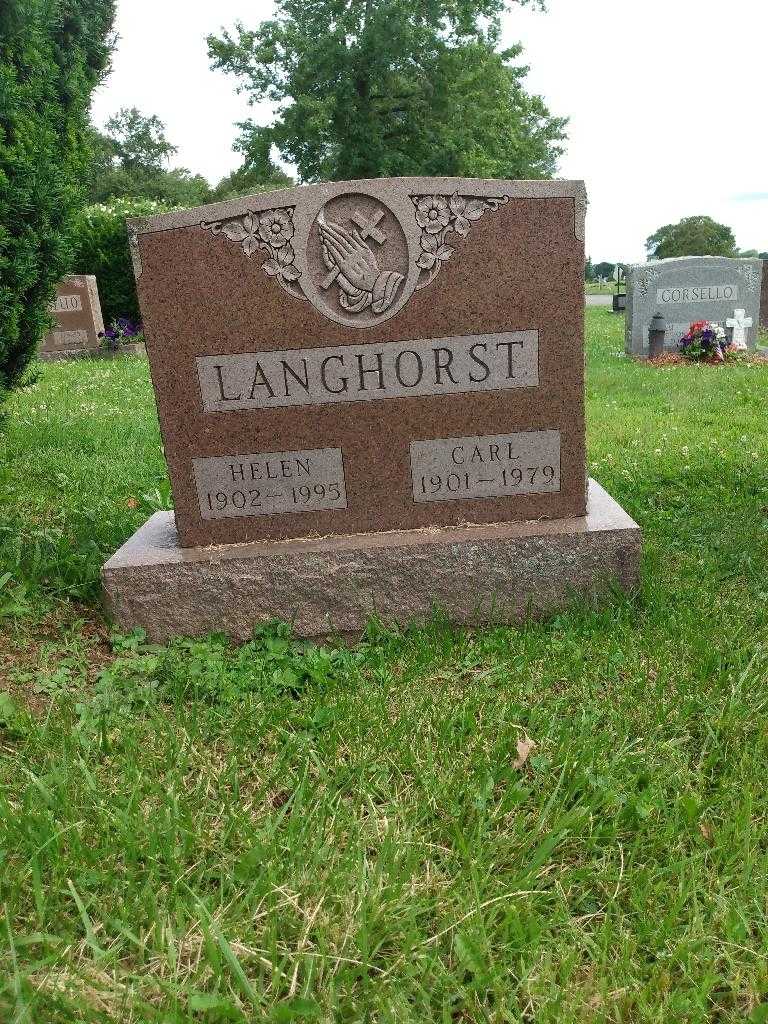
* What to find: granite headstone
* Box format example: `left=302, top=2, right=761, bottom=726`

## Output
left=625, top=256, right=764, bottom=356
left=40, top=275, right=105, bottom=359
left=102, top=177, right=640, bottom=638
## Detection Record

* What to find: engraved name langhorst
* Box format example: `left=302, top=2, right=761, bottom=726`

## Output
left=198, top=331, right=539, bottom=412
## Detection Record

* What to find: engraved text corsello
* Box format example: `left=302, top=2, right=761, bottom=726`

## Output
left=199, top=186, right=510, bottom=328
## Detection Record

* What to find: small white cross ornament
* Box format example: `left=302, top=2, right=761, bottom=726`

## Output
left=726, top=308, right=753, bottom=351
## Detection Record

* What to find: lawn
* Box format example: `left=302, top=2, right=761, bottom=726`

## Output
left=2, top=308, right=768, bottom=1022
left=584, top=282, right=616, bottom=295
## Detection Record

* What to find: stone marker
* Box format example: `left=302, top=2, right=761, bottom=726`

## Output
left=725, top=308, right=753, bottom=351
left=761, top=260, right=768, bottom=331
left=625, top=256, right=764, bottom=356
left=40, top=275, right=105, bottom=359
left=102, top=177, right=640, bottom=639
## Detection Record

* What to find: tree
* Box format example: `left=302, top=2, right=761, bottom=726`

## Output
left=0, top=0, right=116, bottom=395
left=103, top=106, right=176, bottom=171
left=646, top=216, right=738, bottom=260
left=209, top=124, right=293, bottom=201
left=87, top=107, right=211, bottom=206
left=584, top=256, right=594, bottom=281
left=593, top=261, right=615, bottom=280
left=759, top=251, right=768, bottom=260
left=89, top=162, right=211, bottom=206
left=207, top=0, right=566, bottom=184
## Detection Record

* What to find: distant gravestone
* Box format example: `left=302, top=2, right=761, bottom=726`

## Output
left=101, top=177, right=640, bottom=639
left=625, top=256, right=764, bottom=356
left=761, top=260, right=768, bottom=330
left=40, top=276, right=104, bottom=359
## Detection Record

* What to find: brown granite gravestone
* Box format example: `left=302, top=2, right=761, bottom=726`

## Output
left=40, top=275, right=105, bottom=359
left=102, top=177, right=641, bottom=639
left=761, top=260, right=768, bottom=331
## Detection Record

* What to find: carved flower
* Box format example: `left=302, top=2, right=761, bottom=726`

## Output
left=738, top=264, right=757, bottom=292
left=209, top=213, right=262, bottom=257
left=258, top=209, right=294, bottom=248
left=415, top=196, right=451, bottom=234
left=448, top=192, right=492, bottom=237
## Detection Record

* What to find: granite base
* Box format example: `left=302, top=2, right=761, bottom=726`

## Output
left=39, top=343, right=146, bottom=362
left=101, top=480, right=641, bottom=641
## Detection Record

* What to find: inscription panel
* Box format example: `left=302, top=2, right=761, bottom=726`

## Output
left=48, top=329, right=89, bottom=350
left=411, top=430, right=561, bottom=503
left=662, top=322, right=696, bottom=347
left=197, top=331, right=539, bottom=412
left=656, top=283, right=738, bottom=305
left=193, top=448, right=347, bottom=520
left=52, top=294, right=83, bottom=313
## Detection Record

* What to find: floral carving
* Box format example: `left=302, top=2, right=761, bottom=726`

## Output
left=737, top=263, right=758, bottom=293
left=201, top=207, right=301, bottom=297
left=637, top=268, right=660, bottom=299
left=200, top=191, right=512, bottom=317
left=415, top=196, right=452, bottom=235
left=411, top=192, right=508, bottom=288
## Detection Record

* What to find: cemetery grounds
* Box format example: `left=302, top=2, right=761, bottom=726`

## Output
left=584, top=282, right=615, bottom=296
left=1, top=308, right=768, bottom=1022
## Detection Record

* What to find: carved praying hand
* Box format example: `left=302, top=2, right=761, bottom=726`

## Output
left=317, top=211, right=405, bottom=315
left=319, top=218, right=380, bottom=295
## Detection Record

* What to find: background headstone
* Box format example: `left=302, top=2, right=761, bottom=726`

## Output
left=761, top=259, right=768, bottom=331
left=40, top=275, right=104, bottom=359
left=625, top=256, right=764, bottom=356
left=128, top=178, right=590, bottom=548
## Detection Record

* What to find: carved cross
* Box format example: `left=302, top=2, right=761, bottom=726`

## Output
left=351, top=208, right=386, bottom=245
left=726, top=308, right=753, bottom=350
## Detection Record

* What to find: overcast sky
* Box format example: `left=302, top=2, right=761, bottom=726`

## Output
left=91, top=0, right=768, bottom=263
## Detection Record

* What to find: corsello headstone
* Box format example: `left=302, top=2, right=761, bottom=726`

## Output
left=128, top=177, right=589, bottom=548
left=40, top=275, right=105, bottom=359
left=625, top=255, right=764, bottom=356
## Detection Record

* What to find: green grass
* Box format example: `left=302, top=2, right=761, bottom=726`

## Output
left=2, top=310, right=768, bottom=1022
left=584, top=282, right=615, bottom=295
